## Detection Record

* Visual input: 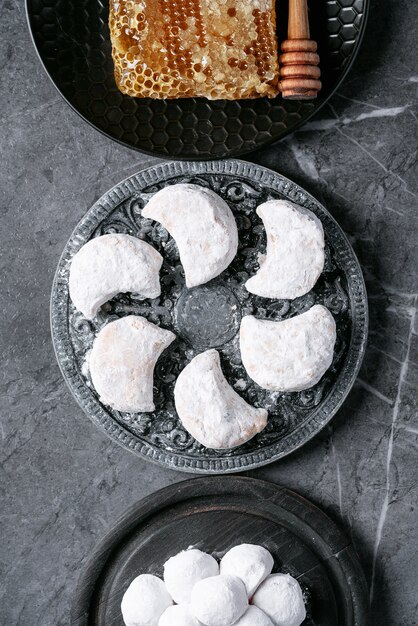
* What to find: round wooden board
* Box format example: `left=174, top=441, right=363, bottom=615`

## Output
left=71, top=477, right=368, bottom=625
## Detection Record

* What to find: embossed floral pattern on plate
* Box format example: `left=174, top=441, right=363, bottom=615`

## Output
left=51, top=160, right=368, bottom=473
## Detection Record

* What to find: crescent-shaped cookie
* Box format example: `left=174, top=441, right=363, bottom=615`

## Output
left=89, top=315, right=175, bottom=413
left=240, top=305, right=336, bottom=392
left=245, top=199, right=325, bottom=299
left=174, top=349, right=267, bottom=449
left=69, top=233, right=162, bottom=319
left=142, top=184, right=238, bottom=288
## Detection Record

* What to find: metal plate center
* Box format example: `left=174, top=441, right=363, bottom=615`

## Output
left=174, top=284, right=241, bottom=349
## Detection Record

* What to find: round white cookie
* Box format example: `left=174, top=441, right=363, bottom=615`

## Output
left=252, top=574, right=306, bottom=626
left=142, top=183, right=238, bottom=288
left=233, top=606, right=274, bottom=625
left=245, top=199, right=325, bottom=299
left=89, top=315, right=175, bottom=412
left=158, top=605, right=201, bottom=626
left=220, top=544, right=274, bottom=597
left=69, top=233, right=162, bottom=320
left=240, top=305, right=336, bottom=392
left=191, top=574, right=248, bottom=626
left=121, top=574, right=173, bottom=626
left=163, top=549, right=219, bottom=604
left=174, top=349, right=267, bottom=449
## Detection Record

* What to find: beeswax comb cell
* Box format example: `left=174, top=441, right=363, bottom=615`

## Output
left=109, top=0, right=280, bottom=100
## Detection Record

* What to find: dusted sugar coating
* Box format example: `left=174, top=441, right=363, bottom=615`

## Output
left=245, top=200, right=325, bottom=300
left=174, top=349, right=268, bottom=449
left=191, top=574, right=248, bottom=626
left=240, top=305, right=336, bottom=392
left=109, top=0, right=280, bottom=100
left=163, top=549, right=219, bottom=604
left=158, top=605, right=201, bottom=626
left=121, top=574, right=173, bottom=626
left=69, top=233, right=162, bottom=320
left=252, top=574, right=306, bottom=626
left=220, top=544, right=274, bottom=597
left=142, top=184, right=238, bottom=288
left=233, top=606, right=274, bottom=626
left=89, top=316, right=175, bottom=412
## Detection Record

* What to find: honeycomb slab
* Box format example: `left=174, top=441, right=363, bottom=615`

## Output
left=109, top=0, right=280, bottom=99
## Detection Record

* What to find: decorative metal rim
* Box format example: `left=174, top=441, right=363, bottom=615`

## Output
left=25, top=1, right=370, bottom=161
left=70, top=477, right=369, bottom=626
left=51, top=159, right=368, bottom=473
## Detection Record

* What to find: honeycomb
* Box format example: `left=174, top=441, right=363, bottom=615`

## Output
left=109, top=0, right=280, bottom=100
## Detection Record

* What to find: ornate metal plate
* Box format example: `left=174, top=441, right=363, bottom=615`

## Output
left=26, top=0, right=368, bottom=159
left=71, top=477, right=369, bottom=625
left=51, top=160, right=368, bottom=473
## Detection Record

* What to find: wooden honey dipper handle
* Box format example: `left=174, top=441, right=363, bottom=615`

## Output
left=288, top=0, right=310, bottom=39
left=280, top=0, right=321, bottom=100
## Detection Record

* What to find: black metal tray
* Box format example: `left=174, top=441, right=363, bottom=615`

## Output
left=70, top=477, right=369, bottom=625
left=50, top=160, right=368, bottom=474
left=27, top=0, right=368, bottom=159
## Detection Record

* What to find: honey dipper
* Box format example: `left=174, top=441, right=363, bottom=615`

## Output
left=279, top=0, right=321, bottom=99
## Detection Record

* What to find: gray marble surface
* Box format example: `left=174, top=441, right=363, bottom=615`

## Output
left=1, top=0, right=417, bottom=624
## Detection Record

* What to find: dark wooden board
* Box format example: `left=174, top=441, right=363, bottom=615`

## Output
left=71, top=477, right=368, bottom=626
